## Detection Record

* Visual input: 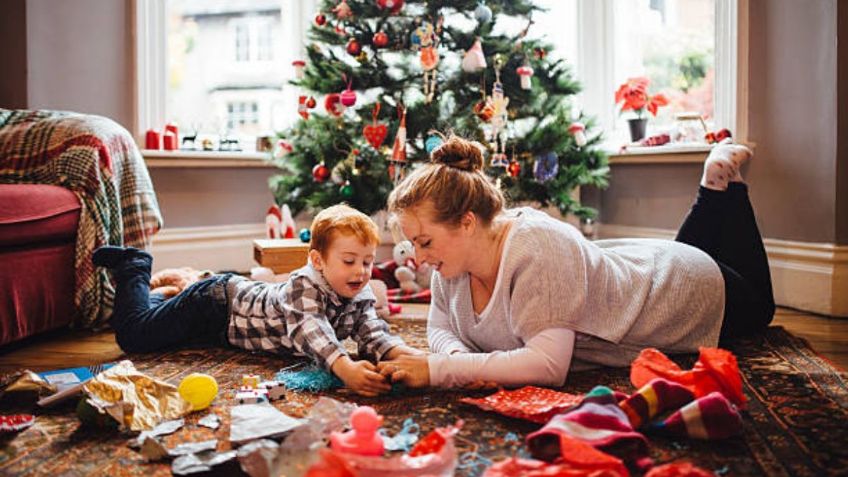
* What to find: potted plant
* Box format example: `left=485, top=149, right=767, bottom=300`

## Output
left=614, top=77, right=669, bottom=142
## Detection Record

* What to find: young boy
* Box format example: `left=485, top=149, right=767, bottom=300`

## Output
left=93, top=204, right=421, bottom=396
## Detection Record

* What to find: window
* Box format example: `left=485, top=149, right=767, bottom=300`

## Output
left=137, top=0, right=737, bottom=152
left=136, top=0, right=315, bottom=151
left=534, top=0, right=736, bottom=146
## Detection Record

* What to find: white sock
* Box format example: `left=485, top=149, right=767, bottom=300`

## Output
left=701, top=142, right=753, bottom=191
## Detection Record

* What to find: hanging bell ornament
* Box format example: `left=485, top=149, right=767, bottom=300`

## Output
left=346, top=38, right=362, bottom=56
left=339, top=180, right=354, bottom=199
left=474, top=2, right=492, bottom=24
left=462, top=38, right=487, bottom=73
left=340, top=86, right=357, bottom=107
left=516, top=65, right=534, bottom=90
left=373, top=31, right=389, bottom=48
left=312, top=163, right=330, bottom=182
left=508, top=159, right=521, bottom=177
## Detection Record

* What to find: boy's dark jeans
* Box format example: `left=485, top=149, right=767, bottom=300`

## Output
left=109, top=252, right=231, bottom=353
left=675, top=183, right=776, bottom=341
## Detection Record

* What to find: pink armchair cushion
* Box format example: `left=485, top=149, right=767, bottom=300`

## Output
left=0, top=184, right=80, bottom=247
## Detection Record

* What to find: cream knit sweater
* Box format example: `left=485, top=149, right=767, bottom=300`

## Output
left=427, top=207, right=724, bottom=387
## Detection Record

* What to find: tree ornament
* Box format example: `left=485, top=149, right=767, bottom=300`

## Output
left=516, top=65, right=534, bottom=90
left=363, top=103, right=388, bottom=148
left=331, top=161, right=347, bottom=184
left=373, top=31, right=389, bottom=48
left=533, top=152, right=559, bottom=182
left=306, top=96, right=317, bottom=109
left=391, top=105, right=407, bottom=163
left=462, top=38, right=486, bottom=73
left=340, top=180, right=354, bottom=198
left=324, top=93, right=346, bottom=117
left=297, top=95, right=310, bottom=119
left=487, top=57, right=510, bottom=166
left=474, top=2, right=492, bottom=24
left=315, top=12, right=327, bottom=26
left=355, top=51, right=369, bottom=64
left=312, top=163, right=330, bottom=182
left=533, top=47, right=547, bottom=60
left=353, top=149, right=366, bottom=169
left=425, top=135, right=444, bottom=154
left=274, top=140, right=293, bottom=159
left=292, top=60, right=306, bottom=80
left=346, top=38, right=362, bottom=56
left=333, top=0, right=352, bottom=20
left=340, top=76, right=357, bottom=107
left=334, top=22, right=348, bottom=36
left=508, top=159, right=521, bottom=177
left=376, top=0, right=404, bottom=14
left=299, top=228, right=311, bottom=243
left=568, top=122, right=587, bottom=147
left=410, top=18, right=441, bottom=103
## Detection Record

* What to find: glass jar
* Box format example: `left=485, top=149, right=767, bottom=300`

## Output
left=674, top=112, right=707, bottom=143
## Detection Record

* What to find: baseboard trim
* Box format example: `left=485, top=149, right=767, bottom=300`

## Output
left=598, top=224, right=848, bottom=317
left=150, top=223, right=266, bottom=273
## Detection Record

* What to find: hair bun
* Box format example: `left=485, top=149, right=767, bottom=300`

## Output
left=430, top=135, right=485, bottom=172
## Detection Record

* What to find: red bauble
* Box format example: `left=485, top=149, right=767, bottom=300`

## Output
left=312, top=163, right=330, bottom=182
left=373, top=31, right=389, bottom=48
left=305, top=96, right=317, bottom=109
left=346, top=39, right=362, bottom=56
left=315, top=13, right=327, bottom=26
left=508, top=160, right=521, bottom=177
left=376, top=0, right=404, bottom=14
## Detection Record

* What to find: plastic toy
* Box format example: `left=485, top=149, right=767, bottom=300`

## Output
left=330, top=406, right=385, bottom=456
left=178, top=373, right=219, bottom=411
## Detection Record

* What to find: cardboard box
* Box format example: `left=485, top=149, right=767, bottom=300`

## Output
left=253, top=239, right=310, bottom=273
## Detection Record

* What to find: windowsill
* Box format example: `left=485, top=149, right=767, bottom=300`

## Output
left=604, top=143, right=713, bottom=165
left=142, top=149, right=276, bottom=168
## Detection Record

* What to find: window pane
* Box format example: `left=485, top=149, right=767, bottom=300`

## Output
left=166, top=0, right=286, bottom=151
left=613, top=0, right=715, bottom=130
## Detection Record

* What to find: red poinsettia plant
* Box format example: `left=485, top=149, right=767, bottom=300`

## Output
left=615, top=77, right=669, bottom=118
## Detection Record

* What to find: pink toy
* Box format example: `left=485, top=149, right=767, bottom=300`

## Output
left=330, top=406, right=385, bottom=456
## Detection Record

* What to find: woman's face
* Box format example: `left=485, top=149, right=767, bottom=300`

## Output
left=396, top=204, right=472, bottom=280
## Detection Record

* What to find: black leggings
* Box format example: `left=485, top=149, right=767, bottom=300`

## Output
left=675, top=183, right=775, bottom=341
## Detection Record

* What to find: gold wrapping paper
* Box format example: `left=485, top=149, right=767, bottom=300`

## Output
left=83, top=360, right=191, bottom=431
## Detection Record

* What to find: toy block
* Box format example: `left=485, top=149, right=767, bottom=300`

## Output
left=254, top=239, right=310, bottom=274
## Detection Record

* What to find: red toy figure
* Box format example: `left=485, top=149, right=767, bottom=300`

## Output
left=330, top=406, right=385, bottom=456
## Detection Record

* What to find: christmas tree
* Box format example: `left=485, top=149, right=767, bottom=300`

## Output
left=270, top=0, right=609, bottom=219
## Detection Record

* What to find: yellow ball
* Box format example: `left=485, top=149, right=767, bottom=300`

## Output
left=178, top=373, right=218, bottom=411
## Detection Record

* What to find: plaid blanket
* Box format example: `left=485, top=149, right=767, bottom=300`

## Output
left=0, top=109, right=162, bottom=329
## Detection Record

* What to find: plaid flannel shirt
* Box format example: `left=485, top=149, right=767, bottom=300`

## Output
left=226, top=264, right=405, bottom=370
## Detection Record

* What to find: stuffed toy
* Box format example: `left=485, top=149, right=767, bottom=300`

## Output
left=149, top=267, right=214, bottom=298
left=392, top=241, right=433, bottom=292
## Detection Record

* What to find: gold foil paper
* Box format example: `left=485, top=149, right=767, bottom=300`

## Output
left=83, top=360, right=191, bottom=431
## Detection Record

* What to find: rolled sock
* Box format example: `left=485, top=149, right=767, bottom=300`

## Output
left=619, top=378, right=696, bottom=429
left=652, top=391, right=742, bottom=439
left=700, top=143, right=753, bottom=191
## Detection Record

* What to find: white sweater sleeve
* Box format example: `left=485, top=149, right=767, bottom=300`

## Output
left=427, top=276, right=471, bottom=354
left=428, top=328, right=576, bottom=387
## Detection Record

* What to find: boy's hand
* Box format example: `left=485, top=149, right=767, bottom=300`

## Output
left=383, top=345, right=427, bottom=360
left=377, top=355, right=430, bottom=388
left=331, top=356, right=391, bottom=397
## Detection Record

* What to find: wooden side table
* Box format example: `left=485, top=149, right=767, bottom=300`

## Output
left=253, top=239, right=310, bottom=274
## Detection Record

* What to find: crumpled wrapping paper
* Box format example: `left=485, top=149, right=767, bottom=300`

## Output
left=82, top=360, right=191, bottom=431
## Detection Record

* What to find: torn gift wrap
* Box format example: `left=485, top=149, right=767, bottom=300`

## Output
left=83, top=360, right=192, bottom=431
left=230, top=403, right=304, bottom=445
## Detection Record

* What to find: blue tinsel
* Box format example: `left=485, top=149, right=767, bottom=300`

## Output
left=275, top=365, right=344, bottom=392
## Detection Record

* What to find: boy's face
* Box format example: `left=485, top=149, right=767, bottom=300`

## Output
left=310, top=232, right=376, bottom=299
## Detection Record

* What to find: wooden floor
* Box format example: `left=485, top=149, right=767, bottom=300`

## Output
left=1, top=306, right=845, bottom=374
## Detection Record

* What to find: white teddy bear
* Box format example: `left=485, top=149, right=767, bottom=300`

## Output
left=392, top=240, right=433, bottom=292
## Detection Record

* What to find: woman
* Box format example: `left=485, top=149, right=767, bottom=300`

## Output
left=378, top=135, right=774, bottom=389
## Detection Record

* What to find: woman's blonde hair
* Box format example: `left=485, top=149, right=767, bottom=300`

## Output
left=310, top=204, right=380, bottom=256
left=387, top=134, right=505, bottom=227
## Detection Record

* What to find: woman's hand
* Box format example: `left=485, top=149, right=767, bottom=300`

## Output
left=331, top=356, right=391, bottom=397
left=377, top=355, right=430, bottom=388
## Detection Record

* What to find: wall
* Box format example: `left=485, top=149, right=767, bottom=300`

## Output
left=837, top=1, right=848, bottom=245
left=24, top=0, right=135, bottom=129
left=0, top=0, right=28, bottom=109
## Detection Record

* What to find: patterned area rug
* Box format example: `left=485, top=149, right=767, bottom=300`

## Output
left=1, top=323, right=846, bottom=476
